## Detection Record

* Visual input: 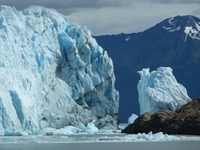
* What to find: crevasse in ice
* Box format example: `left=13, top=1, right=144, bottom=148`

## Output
left=137, top=67, right=191, bottom=115
left=0, top=5, right=119, bottom=135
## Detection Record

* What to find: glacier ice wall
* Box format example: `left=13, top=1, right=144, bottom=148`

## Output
left=137, top=67, right=191, bottom=115
left=0, top=5, right=119, bottom=135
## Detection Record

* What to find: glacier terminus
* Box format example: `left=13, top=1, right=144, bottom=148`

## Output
left=0, top=5, right=119, bottom=135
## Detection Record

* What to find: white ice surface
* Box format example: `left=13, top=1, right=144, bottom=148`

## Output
left=128, top=114, right=138, bottom=124
left=137, top=67, right=191, bottom=115
left=0, top=5, right=119, bottom=136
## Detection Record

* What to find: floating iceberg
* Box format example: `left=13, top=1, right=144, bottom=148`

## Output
left=0, top=5, right=119, bottom=135
left=137, top=67, right=191, bottom=115
left=37, top=120, right=99, bottom=135
left=128, top=114, right=138, bottom=124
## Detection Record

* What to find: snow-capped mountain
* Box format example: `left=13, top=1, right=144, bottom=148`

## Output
left=94, top=15, right=200, bottom=122
left=161, top=16, right=200, bottom=40
left=0, top=5, right=119, bottom=135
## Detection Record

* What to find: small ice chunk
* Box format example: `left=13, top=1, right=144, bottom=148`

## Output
left=128, top=114, right=138, bottom=124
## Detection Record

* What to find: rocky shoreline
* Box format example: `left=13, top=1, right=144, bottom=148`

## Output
left=122, top=98, right=200, bottom=135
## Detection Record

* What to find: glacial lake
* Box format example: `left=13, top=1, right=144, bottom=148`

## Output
left=0, top=133, right=200, bottom=150
left=1, top=141, right=200, bottom=150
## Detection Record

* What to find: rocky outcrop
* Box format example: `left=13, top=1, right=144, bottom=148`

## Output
left=122, top=98, right=200, bottom=135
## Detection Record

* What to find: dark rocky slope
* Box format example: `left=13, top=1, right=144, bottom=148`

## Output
left=122, top=98, right=200, bottom=135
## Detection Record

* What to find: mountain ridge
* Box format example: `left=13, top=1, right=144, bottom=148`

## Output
left=94, top=15, right=200, bottom=122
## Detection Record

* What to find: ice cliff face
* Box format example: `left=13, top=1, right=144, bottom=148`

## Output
left=137, top=67, right=191, bottom=115
left=0, top=5, right=119, bottom=135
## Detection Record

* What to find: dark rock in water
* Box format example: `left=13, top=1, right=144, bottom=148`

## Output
left=123, top=112, right=153, bottom=134
left=122, top=98, right=200, bottom=135
left=164, top=98, right=200, bottom=134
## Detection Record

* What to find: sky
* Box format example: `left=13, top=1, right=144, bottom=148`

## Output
left=1, top=0, right=200, bottom=35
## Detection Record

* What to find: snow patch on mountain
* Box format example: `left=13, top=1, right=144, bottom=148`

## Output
left=0, top=5, right=119, bottom=135
left=162, top=26, right=181, bottom=32
left=137, top=67, right=191, bottom=115
left=161, top=17, right=182, bottom=33
left=125, top=36, right=130, bottom=41
left=184, top=22, right=200, bottom=41
left=168, top=17, right=175, bottom=25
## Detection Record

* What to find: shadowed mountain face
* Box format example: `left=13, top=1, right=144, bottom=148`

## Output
left=94, top=15, right=200, bottom=122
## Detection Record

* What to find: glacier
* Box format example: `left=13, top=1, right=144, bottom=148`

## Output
left=0, top=5, right=119, bottom=135
left=137, top=67, right=191, bottom=115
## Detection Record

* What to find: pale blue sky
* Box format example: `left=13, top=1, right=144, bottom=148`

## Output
left=1, top=0, right=200, bottom=35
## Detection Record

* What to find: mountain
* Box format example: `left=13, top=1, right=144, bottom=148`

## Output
left=0, top=5, right=119, bottom=135
left=94, top=15, right=200, bottom=123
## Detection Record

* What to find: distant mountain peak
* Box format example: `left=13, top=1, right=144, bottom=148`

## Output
left=155, top=15, right=200, bottom=41
left=182, top=16, right=200, bottom=41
